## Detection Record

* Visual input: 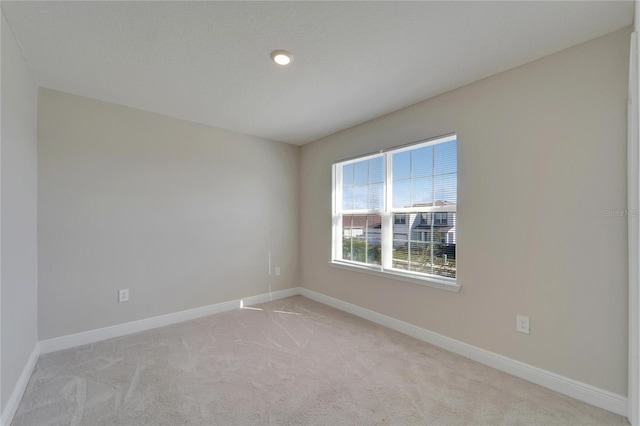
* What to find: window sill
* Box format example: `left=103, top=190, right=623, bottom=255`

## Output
left=329, top=261, right=460, bottom=293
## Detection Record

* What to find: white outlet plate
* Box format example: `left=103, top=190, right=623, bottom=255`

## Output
left=516, top=315, right=530, bottom=334
left=275, top=267, right=281, bottom=276
left=118, top=289, right=129, bottom=303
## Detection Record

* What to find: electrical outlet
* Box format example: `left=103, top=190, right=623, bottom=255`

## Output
left=275, top=267, right=281, bottom=276
left=516, top=315, right=529, bottom=334
left=118, top=289, right=129, bottom=303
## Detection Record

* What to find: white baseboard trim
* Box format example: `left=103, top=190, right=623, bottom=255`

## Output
left=298, top=288, right=628, bottom=417
left=1, top=342, right=41, bottom=426
left=39, top=287, right=300, bottom=354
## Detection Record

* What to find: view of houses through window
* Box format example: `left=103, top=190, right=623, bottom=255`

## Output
left=333, top=135, right=457, bottom=281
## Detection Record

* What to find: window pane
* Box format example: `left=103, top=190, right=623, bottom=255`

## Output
left=392, top=180, right=411, bottom=208
left=434, top=140, right=457, bottom=176
left=391, top=242, right=456, bottom=278
left=342, top=163, right=354, bottom=186
left=411, top=146, right=433, bottom=178
left=342, top=186, right=354, bottom=211
left=392, top=151, right=410, bottom=181
left=392, top=244, right=409, bottom=271
left=411, top=178, right=433, bottom=206
left=342, top=156, right=384, bottom=211
left=342, top=214, right=382, bottom=265
left=369, top=157, right=384, bottom=184
left=368, top=183, right=384, bottom=210
left=434, top=174, right=456, bottom=203
left=392, top=216, right=410, bottom=270
left=354, top=161, right=368, bottom=185
left=365, top=213, right=382, bottom=265
left=389, top=210, right=456, bottom=278
left=408, top=242, right=432, bottom=274
left=354, top=186, right=367, bottom=209
left=432, top=243, right=456, bottom=278
left=441, top=212, right=456, bottom=244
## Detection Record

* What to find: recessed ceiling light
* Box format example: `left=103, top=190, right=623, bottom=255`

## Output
left=270, top=50, right=293, bottom=66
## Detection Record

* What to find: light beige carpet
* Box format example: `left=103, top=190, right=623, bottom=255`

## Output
left=13, top=295, right=628, bottom=425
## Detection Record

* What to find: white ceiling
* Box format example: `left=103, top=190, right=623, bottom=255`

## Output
left=1, top=1, right=634, bottom=145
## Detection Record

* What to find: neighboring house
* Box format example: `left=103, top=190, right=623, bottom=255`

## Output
left=409, top=212, right=456, bottom=244
left=343, top=200, right=456, bottom=249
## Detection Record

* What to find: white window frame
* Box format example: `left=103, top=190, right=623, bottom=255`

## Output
left=331, top=134, right=459, bottom=292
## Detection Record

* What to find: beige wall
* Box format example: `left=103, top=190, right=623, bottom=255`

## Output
left=300, top=27, right=631, bottom=395
left=1, top=13, right=39, bottom=411
left=38, top=89, right=299, bottom=340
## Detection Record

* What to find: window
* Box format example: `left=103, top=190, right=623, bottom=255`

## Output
left=394, top=214, right=407, bottom=225
left=435, top=212, right=448, bottom=226
left=332, top=134, right=457, bottom=289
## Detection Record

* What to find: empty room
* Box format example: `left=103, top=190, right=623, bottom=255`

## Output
left=2, top=1, right=640, bottom=425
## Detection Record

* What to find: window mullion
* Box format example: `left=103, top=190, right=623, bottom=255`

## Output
left=364, top=215, right=369, bottom=264
left=430, top=145, right=436, bottom=275
left=332, top=165, right=342, bottom=261
left=430, top=219, right=435, bottom=275
left=382, top=153, right=393, bottom=270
